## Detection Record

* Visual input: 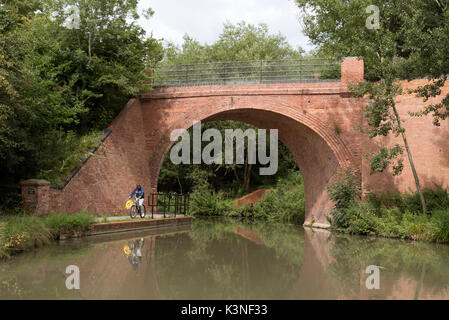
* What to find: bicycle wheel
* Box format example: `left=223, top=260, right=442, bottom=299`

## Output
left=130, top=205, right=138, bottom=219
left=140, top=205, right=146, bottom=218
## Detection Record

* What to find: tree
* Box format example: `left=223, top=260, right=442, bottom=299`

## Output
left=210, top=21, right=304, bottom=61
left=294, top=0, right=428, bottom=213
left=0, top=0, right=163, bottom=186
left=0, top=1, right=42, bottom=181
left=161, top=21, right=303, bottom=65
left=43, top=0, right=164, bottom=131
left=401, top=1, right=449, bottom=126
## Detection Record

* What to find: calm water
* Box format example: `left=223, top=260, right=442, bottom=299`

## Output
left=1, top=217, right=449, bottom=300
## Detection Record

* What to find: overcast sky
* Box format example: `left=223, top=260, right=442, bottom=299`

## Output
left=136, top=0, right=314, bottom=52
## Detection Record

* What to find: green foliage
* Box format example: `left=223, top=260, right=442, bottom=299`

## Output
left=253, top=191, right=282, bottom=220
left=329, top=184, right=449, bottom=243
left=162, top=21, right=303, bottom=65
left=188, top=170, right=305, bottom=224
left=0, top=215, right=52, bottom=257
left=333, top=122, right=342, bottom=135
left=189, top=180, right=233, bottom=217
left=351, top=79, right=408, bottom=177
left=409, top=78, right=449, bottom=127
left=367, top=145, right=404, bottom=176
left=253, top=170, right=305, bottom=224
left=36, top=130, right=104, bottom=186
left=0, top=187, right=23, bottom=215
left=327, top=169, right=361, bottom=212
left=430, top=208, right=449, bottom=243
left=0, top=0, right=163, bottom=186
left=294, top=0, right=449, bottom=84
left=367, top=185, right=449, bottom=214
left=0, top=212, right=95, bottom=258
left=339, top=202, right=379, bottom=235
left=41, top=212, right=95, bottom=237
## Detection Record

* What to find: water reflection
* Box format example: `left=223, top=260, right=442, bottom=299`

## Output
left=0, top=218, right=448, bottom=299
left=124, top=238, right=145, bottom=267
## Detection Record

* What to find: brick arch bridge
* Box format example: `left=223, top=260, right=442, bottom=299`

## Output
left=145, top=94, right=360, bottom=227
left=24, top=57, right=449, bottom=228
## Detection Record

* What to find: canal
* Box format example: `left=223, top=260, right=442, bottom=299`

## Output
left=1, top=217, right=449, bottom=299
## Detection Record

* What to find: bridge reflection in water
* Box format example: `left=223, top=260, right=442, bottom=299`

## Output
left=1, top=218, right=449, bottom=299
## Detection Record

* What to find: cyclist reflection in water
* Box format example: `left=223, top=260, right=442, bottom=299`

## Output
left=124, top=238, right=145, bottom=267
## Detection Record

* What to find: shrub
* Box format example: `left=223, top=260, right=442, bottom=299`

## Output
left=340, top=202, right=379, bottom=235
left=420, top=185, right=449, bottom=212
left=253, top=190, right=282, bottom=221
left=189, top=184, right=230, bottom=216
left=253, top=170, right=305, bottom=224
left=430, top=208, right=449, bottom=242
left=400, top=212, right=433, bottom=241
left=376, top=208, right=404, bottom=237
left=366, top=185, right=448, bottom=215
left=42, top=212, right=95, bottom=237
left=366, top=191, right=406, bottom=212
left=327, top=169, right=361, bottom=228
left=280, top=187, right=306, bottom=224
left=327, top=169, right=360, bottom=211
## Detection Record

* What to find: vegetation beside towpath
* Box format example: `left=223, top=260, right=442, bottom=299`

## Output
left=0, top=212, right=95, bottom=259
left=327, top=170, right=449, bottom=243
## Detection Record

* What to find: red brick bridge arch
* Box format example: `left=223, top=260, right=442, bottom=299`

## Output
left=25, top=57, right=448, bottom=228
left=134, top=57, right=366, bottom=227
left=146, top=101, right=358, bottom=227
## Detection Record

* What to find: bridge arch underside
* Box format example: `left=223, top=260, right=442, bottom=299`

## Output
left=150, top=107, right=354, bottom=227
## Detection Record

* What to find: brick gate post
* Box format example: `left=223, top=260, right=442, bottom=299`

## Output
left=341, top=57, right=364, bottom=85
left=20, top=179, right=51, bottom=214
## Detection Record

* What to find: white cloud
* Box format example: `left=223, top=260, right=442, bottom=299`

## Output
left=137, top=0, right=314, bottom=52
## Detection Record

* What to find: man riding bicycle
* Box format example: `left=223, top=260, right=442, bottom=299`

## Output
left=129, top=184, right=145, bottom=214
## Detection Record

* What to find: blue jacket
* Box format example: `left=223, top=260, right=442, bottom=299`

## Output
left=130, top=187, right=144, bottom=199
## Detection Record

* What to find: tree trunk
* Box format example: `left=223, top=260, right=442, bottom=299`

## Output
left=244, top=163, right=252, bottom=192
left=233, top=164, right=241, bottom=185
left=177, top=175, right=183, bottom=194
left=392, top=103, right=427, bottom=214
left=242, top=156, right=252, bottom=192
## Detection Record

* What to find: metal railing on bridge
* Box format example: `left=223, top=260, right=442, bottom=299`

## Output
left=152, top=58, right=341, bottom=87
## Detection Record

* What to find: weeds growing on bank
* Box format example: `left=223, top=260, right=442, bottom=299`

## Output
left=327, top=169, right=449, bottom=243
left=252, top=170, right=305, bottom=224
left=189, top=170, right=306, bottom=224
left=0, top=212, right=95, bottom=259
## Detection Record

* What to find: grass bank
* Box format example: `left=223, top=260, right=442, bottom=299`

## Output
left=327, top=170, right=449, bottom=243
left=0, top=212, right=95, bottom=259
